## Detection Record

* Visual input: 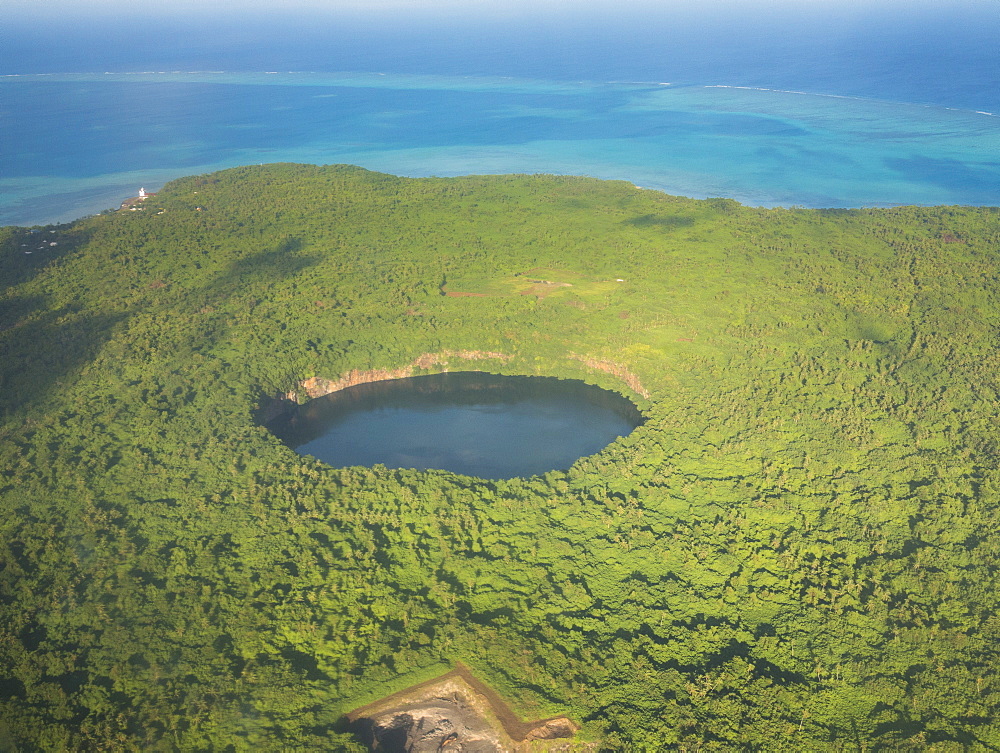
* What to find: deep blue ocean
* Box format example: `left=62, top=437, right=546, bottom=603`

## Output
left=2, top=4, right=999, bottom=226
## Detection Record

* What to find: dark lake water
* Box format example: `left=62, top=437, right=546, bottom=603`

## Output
left=268, top=372, right=643, bottom=479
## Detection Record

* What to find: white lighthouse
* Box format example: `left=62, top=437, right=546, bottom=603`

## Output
left=139, top=187, right=147, bottom=199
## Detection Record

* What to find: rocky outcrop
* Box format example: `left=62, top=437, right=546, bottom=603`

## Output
left=299, top=367, right=414, bottom=400
left=569, top=354, right=649, bottom=398
left=296, top=351, right=512, bottom=401
left=267, top=349, right=646, bottom=413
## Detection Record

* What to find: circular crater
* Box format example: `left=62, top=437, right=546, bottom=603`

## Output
left=267, top=371, right=644, bottom=479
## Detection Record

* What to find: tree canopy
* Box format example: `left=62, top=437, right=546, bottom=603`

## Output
left=2, top=163, right=1000, bottom=749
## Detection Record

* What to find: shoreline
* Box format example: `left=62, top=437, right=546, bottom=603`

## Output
left=4, top=69, right=1000, bottom=227
left=2, top=165, right=979, bottom=231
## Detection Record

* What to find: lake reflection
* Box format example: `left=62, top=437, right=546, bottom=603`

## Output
left=269, top=372, right=644, bottom=479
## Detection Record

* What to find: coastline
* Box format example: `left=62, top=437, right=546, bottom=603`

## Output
left=4, top=71, right=1000, bottom=228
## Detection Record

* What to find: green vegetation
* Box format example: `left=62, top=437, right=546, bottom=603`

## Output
left=2, top=163, right=1000, bottom=750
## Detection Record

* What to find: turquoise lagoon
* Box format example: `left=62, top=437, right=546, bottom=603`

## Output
left=2, top=70, right=999, bottom=227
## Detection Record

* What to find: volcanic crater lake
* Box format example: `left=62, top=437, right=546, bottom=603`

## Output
left=269, top=372, right=644, bottom=479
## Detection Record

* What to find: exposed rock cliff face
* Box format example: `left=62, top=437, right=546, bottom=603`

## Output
left=569, top=354, right=649, bottom=398
left=261, top=349, right=645, bottom=425
left=296, top=351, right=511, bottom=401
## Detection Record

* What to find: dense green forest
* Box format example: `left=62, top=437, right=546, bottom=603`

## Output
left=2, top=163, right=1000, bottom=750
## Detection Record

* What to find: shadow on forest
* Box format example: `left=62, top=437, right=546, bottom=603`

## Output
left=869, top=716, right=969, bottom=746
left=0, top=225, right=97, bottom=291
left=0, top=300, right=125, bottom=420
left=637, top=618, right=809, bottom=686
left=0, top=236, right=320, bottom=422
left=204, top=237, right=314, bottom=299
left=0, top=225, right=113, bottom=419
left=0, top=295, right=47, bottom=333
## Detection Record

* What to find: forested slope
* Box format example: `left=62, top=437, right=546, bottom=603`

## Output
left=2, top=164, right=1000, bottom=749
